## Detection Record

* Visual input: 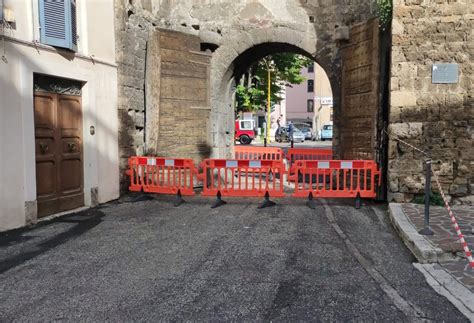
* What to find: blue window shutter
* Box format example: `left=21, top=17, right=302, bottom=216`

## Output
left=70, top=0, right=77, bottom=51
left=39, top=0, right=77, bottom=52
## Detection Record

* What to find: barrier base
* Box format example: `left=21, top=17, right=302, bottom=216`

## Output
left=419, top=227, right=434, bottom=236
left=211, top=191, right=227, bottom=209
left=258, top=192, right=276, bottom=209
left=174, top=190, right=185, bottom=207
left=355, top=193, right=361, bottom=209
left=306, top=192, right=317, bottom=209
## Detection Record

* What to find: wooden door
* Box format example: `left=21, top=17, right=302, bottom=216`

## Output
left=34, top=91, right=84, bottom=218
left=340, top=19, right=380, bottom=160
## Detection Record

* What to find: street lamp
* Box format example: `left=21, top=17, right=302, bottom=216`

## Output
left=264, top=59, right=272, bottom=144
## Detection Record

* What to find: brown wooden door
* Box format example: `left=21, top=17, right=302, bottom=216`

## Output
left=340, top=19, right=380, bottom=160
left=34, top=91, right=84, bottom=218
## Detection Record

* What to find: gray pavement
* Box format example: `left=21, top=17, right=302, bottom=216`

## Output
left=0, top=195, right=469, bottom=321
left=389, top=203, right=474, bottom=319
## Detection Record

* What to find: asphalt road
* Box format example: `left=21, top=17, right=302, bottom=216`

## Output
left=0, top=195, right=468, bottom=321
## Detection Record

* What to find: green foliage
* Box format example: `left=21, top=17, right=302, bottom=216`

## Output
left=235, top=53, right=314, bottom=114
left=377, top=0, right=393, bottom=31
left=412, top=192, right=445, bottom=207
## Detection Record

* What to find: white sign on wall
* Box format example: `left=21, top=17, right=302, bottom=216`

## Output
left=319, top=97, right=333, bottom=105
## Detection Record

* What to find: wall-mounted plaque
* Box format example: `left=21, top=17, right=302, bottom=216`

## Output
left=432, top=63, right=459, bottom=84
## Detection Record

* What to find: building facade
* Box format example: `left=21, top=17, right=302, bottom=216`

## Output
left=0, top=0, right=119, bottom=231
left=284, top=63, right=333, bottom=137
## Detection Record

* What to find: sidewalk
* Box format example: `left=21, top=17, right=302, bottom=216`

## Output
left=389, top=203, right=474, bottom=318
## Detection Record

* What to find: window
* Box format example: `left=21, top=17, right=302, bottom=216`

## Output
left=307, top=99, right=314, bottom=112
left=308, top=64, right=314, bottom=73
left=307, top=80, right=314, bottom=93
left=39, top=0, right=77, bottom=51
left=240, top=120, right=253, bottom=130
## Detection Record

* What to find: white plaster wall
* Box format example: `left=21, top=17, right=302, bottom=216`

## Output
left=0, top=43, right=25, bottom=230
left=86, top=0, right=116, bottom=62
left=0, top=41, right=119, bottom=231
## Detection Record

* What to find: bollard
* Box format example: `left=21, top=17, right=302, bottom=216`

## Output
left=291, top=140, right=294, bottom=148
left=264, top=137, right=267, bottom=147
left=419, top=159, right=434, bottom=235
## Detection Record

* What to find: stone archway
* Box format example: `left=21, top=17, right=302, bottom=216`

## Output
left=207, top=26, right=341, bottom=158
left=114, top=0, right=382, bottom=191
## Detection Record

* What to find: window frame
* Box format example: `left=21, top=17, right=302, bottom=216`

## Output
left=307, top=99, right=314, bottom=112
left=307, top=79, right=314, bottom=93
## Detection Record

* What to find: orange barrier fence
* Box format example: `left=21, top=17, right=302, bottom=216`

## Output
left=200, top=159, right=285, bottom=198
left=286, top=148, right=333, bottom=181
left=292, top=160, right=381, bottom=199
left=128, top=157, right=197, bottom=196
left=127, top=155, right=382, bottom=208
left=234, top=146, right=283, bottom=161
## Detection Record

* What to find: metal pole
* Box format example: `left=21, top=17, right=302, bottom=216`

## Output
left=419, top=159, right=434, bottom=236
left=267, top=65, right=271, bottom=144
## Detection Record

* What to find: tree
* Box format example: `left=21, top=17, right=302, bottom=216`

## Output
left=235, top=53, right=314, bottom=115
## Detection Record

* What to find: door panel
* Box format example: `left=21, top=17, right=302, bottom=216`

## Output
left=34, top=91, right=84, bottom=218
left=340, top=19, right=380, bottom=160
left=34, top=92, right=58, bottom=208
left=60, top=159, right=82, bottom=193
left=36, top=161, right=56, bottom=196
left=58, top=95, right=83, bottom=202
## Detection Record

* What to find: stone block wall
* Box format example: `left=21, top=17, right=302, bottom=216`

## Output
left=115, top=1, right=155, bottom=191
left=389, top=0, right=473, bottom=204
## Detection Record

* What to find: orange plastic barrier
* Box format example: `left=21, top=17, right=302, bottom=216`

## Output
left=234, top=146, right=283, bottom=161
left=128, top=156, right=197, bottom=195
left=201, top=159, right=285, bottom=198
left=292, top=160, right=381, bottom=199
left=286, top=148, right=333, bottom=181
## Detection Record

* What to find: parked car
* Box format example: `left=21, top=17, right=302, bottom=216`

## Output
left=320, top=124, right=333, bottom=141
left=235, top=119, right=256, bottom=145
left=300, top=127, right=313, bottom=140
left=275, top=126, right=305, bottom=143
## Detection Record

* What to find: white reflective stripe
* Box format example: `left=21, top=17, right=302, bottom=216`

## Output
left=165, top=159, right=175, bottom=167
left=341, top=161, right=353, bottom=169
left=226, top=160, right=238, bottom=168
left=318, top=161, right=330, bottom=169
left=249, top=160, right=261, bottom=168
left=147, top=158, right=156, bottom=166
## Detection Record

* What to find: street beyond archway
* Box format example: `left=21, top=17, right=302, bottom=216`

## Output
left=0, top=197, right=467, bottom=321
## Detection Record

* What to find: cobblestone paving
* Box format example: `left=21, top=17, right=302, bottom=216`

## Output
left=402, top=203, right=474, bottom=292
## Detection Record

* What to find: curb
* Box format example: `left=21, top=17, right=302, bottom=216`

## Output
left=388, top=203, right=447, bottom=263
left=414, top=263, right=474, bottom=320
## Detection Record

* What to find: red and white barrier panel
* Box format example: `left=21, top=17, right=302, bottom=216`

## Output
left=128, top=157, right=197, bottom=196
left=286, top=148, right=333, bottom=182
left=200, top=159, right=285, bottom=198
left=234, top=146, right=284, bottom=161
left=292, top=160, right=381, bottom=199
left=433, top=176, right=474, bottom=268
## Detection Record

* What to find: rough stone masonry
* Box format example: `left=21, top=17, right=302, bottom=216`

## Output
left=114, top=0, right=473, bottom=204
left=389, top=0, right=474, bottom=204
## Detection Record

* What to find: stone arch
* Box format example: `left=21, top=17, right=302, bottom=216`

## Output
left=207, top=26, right=339, bottom=158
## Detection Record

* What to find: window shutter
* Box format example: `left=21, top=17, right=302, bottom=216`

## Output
left=39, top=0, right=77, bottom=52
left=70, top=0, right=77, bottom=51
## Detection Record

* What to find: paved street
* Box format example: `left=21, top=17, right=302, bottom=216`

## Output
left=0, top=195, right=468, bottom=321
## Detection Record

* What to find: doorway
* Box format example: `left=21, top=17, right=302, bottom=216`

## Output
left=34, top=75, right=84, bottom=218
